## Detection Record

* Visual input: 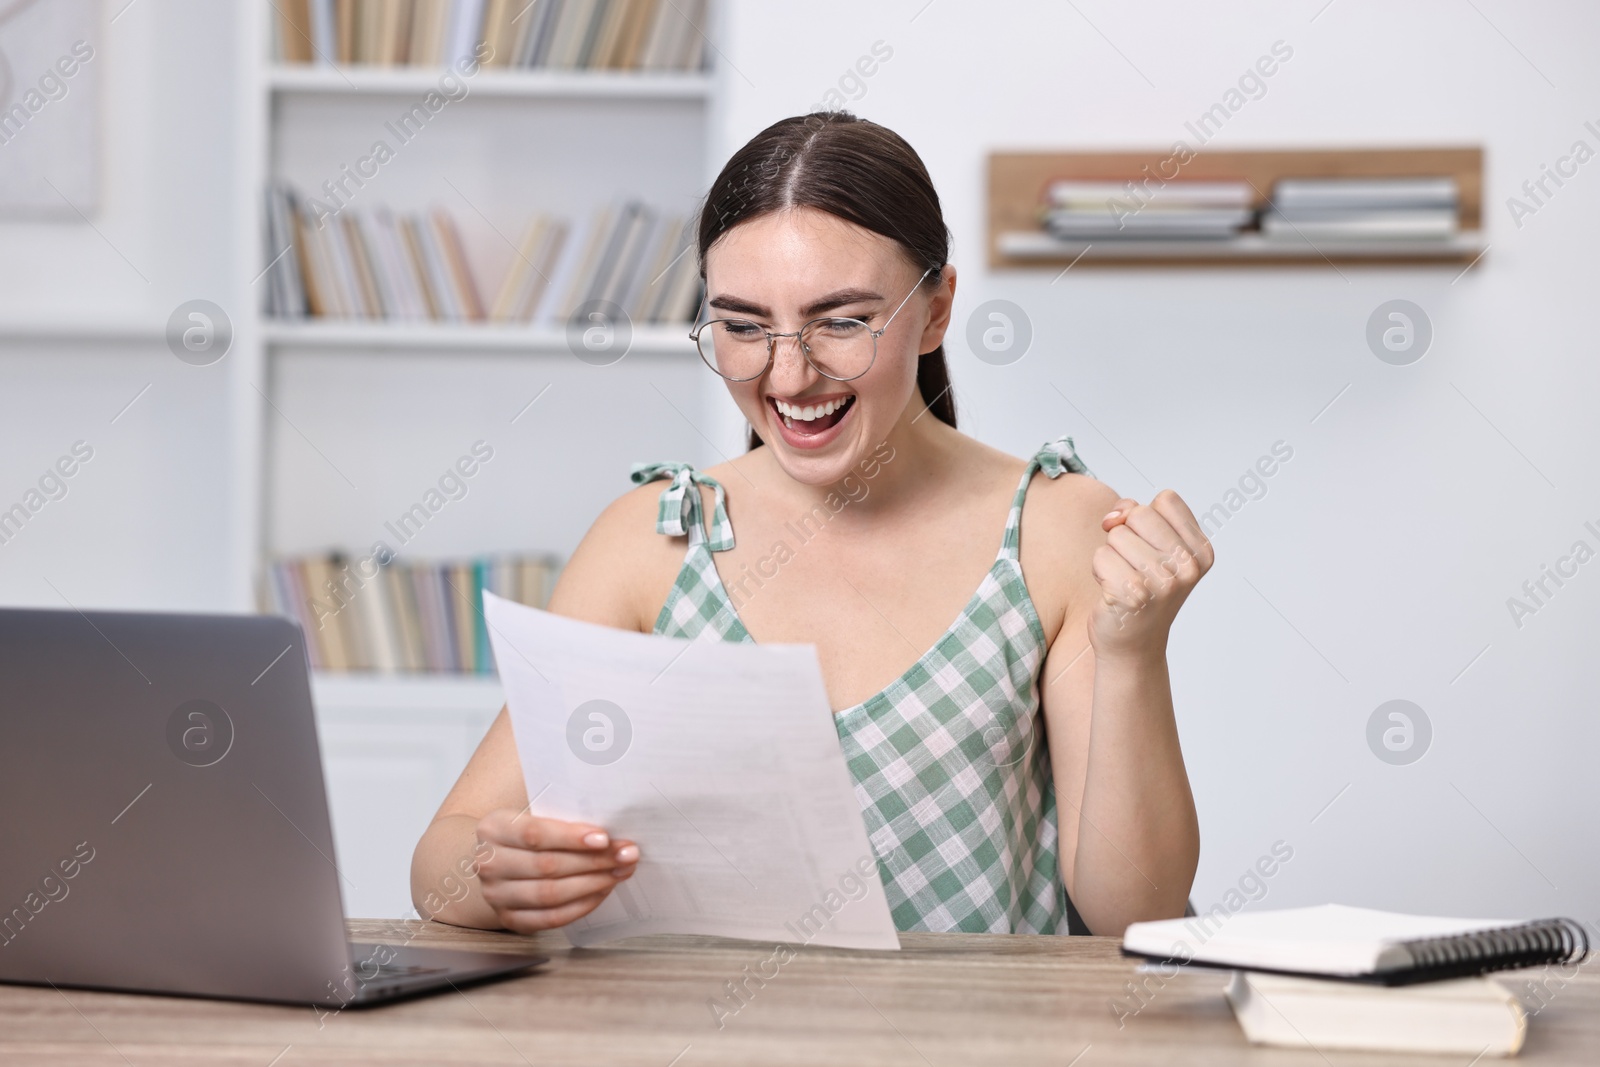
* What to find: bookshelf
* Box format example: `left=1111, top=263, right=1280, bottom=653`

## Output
left=247, top=0, right=715, bottom=657
left=261, top=319, right=696, bottom=352
left=988, top=147, right=1486, bottom=268
left=267, top=64, right=714, bottom=99
left=234, top=0, right=723, bottom=915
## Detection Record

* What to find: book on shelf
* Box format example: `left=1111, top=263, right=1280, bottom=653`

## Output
left=1043, top=208, right=1253, bottom=239
left=1260, top=208, right=1458, bottom=240
left=487, top=216, right=568, bottom=321
left=1270, top=177, right=1458, bottom=211
left=263, top=184, right=703, bottom=327
left=274, top=0, right=316, bottom=63
left=263, top=551, right=563, bottom=673
left=272, top=0, right=710, bottom=72
left=1039, top=179, right=1256, bottom=241
left=1045, top=179, right=1254, bottom=209
left=264, top=184, right=310, bottom=318
left=1263, top=176, right=1459, bottom=241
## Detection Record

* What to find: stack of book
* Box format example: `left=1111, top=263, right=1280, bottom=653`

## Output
left=263, top=191, right=480, bottom=320
left=272, top=0, right=709, bottom=72
left=1040, top=180, right=1255, bottom=241
left=490, top=202, right=702, bottom=326
left=1262, top=177, right=1459, bottom=241
left=1123, top=904, right=1589, bottom=1056
left=263, top=552, right=563, bottom=673
left=263, top=186, right=702, bottom=326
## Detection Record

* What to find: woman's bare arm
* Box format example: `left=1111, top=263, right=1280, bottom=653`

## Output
left=1034, top=478, right=1204, bottom=936
left=409, top=483, right=679, bottom=929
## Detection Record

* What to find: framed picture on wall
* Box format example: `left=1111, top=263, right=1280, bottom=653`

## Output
left=0, top=0, right=99, bottom=217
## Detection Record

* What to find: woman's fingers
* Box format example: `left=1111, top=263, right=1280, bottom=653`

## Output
left=478, top=810, right=612, bottom=852
left=483, top=843, right=639, bottom=881
left=1092, top=543, right=1150, bottom=609
left=1149, top=489, right=1215, bottom=572
left=1102, top=492, right=1210, bottom=589
left=482, top=869, right=635, bottom=913
left=499, top=890, right=616, bottom=934
left=1101, top=498, right=1140, bottom=531
left=472, top=809, right=642, bottom=933
left=1090, top=490, right=1216, bottom=651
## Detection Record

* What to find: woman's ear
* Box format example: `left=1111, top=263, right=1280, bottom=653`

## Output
left=919, top=264, right=956, bottom=355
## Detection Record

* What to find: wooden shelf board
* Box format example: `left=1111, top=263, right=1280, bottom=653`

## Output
left=265, top=65, right=713, bottom=100
left=263, top=319, right=697, bottom=353
left=989, top=146, right=1484, bottom=269
left=995, top=230, right=1487, bottom=267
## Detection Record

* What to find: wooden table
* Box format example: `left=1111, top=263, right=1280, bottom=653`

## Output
left=1, top=919, right=1594, bottom=1065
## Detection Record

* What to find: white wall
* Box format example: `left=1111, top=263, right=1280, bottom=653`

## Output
left=0, top=0, right=243, bottom=611
left=713, top=0, right=1600, bottom=923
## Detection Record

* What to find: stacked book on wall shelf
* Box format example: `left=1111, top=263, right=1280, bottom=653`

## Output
left=272, top=0, right=709, bottom=72
left=1041, top=180, right=1255, bottom=240
left=263, top=552, right=562, bottom=673
left=1261, top=178, right=1459, bottom=241
left=262, top=185, right=703, bottom=326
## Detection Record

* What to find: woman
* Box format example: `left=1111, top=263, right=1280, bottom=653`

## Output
left=413, top=112, right=1208, bottom=937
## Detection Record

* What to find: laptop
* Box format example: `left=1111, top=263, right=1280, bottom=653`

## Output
left=0, top=606, right=546, bottom=1007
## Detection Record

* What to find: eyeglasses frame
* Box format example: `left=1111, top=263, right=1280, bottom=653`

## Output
left=688, top=265, right=939, bottom=383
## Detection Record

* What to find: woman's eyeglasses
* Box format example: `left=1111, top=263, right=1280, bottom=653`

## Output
left=690, top=266, right=937, bottom=383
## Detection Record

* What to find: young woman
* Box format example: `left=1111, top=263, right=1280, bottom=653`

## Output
left=413, top=113, right=1209, bottom=937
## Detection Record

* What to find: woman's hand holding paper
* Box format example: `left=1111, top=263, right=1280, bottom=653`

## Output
left=473, top=809, right=640, bottom=933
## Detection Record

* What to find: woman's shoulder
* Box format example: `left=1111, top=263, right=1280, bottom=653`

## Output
left=1001, top=435, right=1121, bottom=638
left=592, top=472, right=682, bottom=542
left=1018, top=435, right=1118, bottom=513
left=549, top=469, right=693, bottom=631
left=958, top=432, right=1116, bottom=510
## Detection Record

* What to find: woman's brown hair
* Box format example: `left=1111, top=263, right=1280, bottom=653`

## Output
left=695, top=112, right=956, bottom=450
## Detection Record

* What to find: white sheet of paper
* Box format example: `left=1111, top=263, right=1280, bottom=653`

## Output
left=483, top=593, right=900, bottom=950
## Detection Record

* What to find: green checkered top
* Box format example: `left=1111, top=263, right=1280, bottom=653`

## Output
left=629, top=436, right=1094, bottom=934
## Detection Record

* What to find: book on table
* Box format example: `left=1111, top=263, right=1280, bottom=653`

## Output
left=1122, top=903, right=1587, bottom=984
left=1226, top=970, right=1530, bottom=1056
left=1123, top=904, right=1587, bottom=1057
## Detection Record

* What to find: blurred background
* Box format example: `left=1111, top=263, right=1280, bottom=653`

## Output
left=0, top=0, right=1595, bottom=926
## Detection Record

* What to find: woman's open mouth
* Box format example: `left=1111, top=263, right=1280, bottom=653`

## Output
left=768, top=393, right=856, bottom=449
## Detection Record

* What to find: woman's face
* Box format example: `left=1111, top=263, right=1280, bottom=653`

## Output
left=702, top=206, right=951, bottom=487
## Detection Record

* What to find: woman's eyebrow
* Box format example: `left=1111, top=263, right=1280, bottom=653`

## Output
left=707, top=287, right=885, bottom=319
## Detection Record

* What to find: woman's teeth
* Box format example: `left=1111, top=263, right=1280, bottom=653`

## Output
left=773, top=396, right=852, bottom=422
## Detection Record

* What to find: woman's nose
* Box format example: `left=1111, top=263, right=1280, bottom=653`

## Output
left=766, top=333, right=816, bottom=393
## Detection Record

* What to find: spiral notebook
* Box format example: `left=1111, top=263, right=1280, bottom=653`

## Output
left=1122, top=904, right=1588, bottom=985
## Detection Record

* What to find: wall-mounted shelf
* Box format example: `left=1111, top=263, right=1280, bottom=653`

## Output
left=262, top=319, right=698, bottom=354
left=996, top=231, right=1485, bottom=264
left=266, top=65, right=713, bottom=99
left=988, top=146, right=1485, bottom=268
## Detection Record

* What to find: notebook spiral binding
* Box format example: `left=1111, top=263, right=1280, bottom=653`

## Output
left=1394, top=918, right=1590, bottom=984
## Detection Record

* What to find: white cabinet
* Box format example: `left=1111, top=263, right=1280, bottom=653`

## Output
left=311, top=673, right=503, bottom=918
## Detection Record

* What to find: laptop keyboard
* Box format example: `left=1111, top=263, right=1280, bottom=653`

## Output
left=348, top=944, right=450, bottom=982
left=359, top=962, right=449, bottom=980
